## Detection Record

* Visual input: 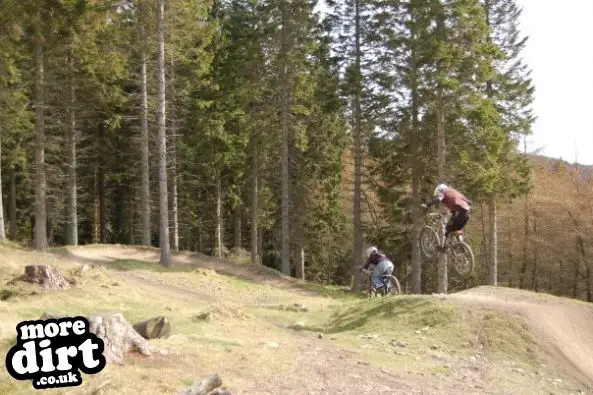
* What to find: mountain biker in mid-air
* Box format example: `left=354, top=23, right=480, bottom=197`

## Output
left=359, top=246, right=394, bottom=292
left=422, top=183, right=472, bottom=251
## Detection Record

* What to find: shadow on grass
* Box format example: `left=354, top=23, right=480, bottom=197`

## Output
left=292, top=297, right=457, bottom=334
left=297, top=283, right=367, bottom=300
left=109, top=259, right=198, bottom=273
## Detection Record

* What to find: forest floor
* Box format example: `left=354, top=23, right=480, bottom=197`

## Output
left=0, top=244, right=592, bottom=394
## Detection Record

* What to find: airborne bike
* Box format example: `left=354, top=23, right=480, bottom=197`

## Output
left=418, top=208, right=475, bottom=277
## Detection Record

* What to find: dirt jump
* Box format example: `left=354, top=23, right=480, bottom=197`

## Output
left=448, top=286, right=593, bottom=389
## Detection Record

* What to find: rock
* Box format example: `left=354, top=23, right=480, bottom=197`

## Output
left=133, top=316, right=171, bottom=340
left=40, top=312, right=63, bottom=320
left=263, top=341, right=279, bottom=348
left=0, top=289, right=17, bottom=301
left=87, top=312, right=156, bottom=364
left=209, top=388, right=232, bottom=395
left=391, top=340, right=407, bottom=348
left=24, top=265, right=71, bottom=290
left=317, top=333, right=323, bottom=339
left=179, top=373, right=223, bottom=395
left=279, top=303, right=308, bottom=312
left=512, top=368, right=526, bottom=375
left=430, top=344, right=439, bottom=350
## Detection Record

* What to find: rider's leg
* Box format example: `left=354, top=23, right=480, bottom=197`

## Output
left=441, top=214, right=456, bottom=250
left=371, top=263, right=384, bottom=290
left=444, top=209, right=469, bottom=248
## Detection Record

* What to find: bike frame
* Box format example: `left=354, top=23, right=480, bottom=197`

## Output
left=425, top=209, right=465, bottom=245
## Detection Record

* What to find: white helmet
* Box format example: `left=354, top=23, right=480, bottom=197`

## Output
left=434, top=183, right=448, bottom=196
left=366, top=246, right=378, bottom=259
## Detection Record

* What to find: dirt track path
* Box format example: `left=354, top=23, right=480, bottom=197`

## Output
left=59, top=246, right=593, bottom=394
left=62, top=246, right=500, bottom=394
left=448, top=287, right=593, bottom=390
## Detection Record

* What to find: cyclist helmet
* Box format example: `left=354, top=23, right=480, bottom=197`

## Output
left=366, top=246, right=379, bottom=259
left=434, top=183, right=448, bottom=196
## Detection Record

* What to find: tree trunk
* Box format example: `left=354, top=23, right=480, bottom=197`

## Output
left=234, top=206, right=241, bottom=249
left=128, top=192, right=135, bottom=245
left=487, top=196, right=497, bottom=286
left=295, top=244, right=305, bottom=280
left=10, top=166, right=16, bottom=240
left=576, top=235, right=584, bottom=299
left=156, top=0, right=170, bottom=267
left=34, top=38, right=47, bottom=251
left=351, top=0, right=363, bottom=291
left=0, top=130, right=6, bottom=242
left=507, top=215, right=513, bottom=287
left=98, top=123, right=106, bottom=243
left=587, top=263, right=592, bottom=303
left=411, top=172, right=422, bottom=294
left=215, top=168, right=223, bottom=258
left=251, top=141, right=258, bottom=264
left=169, top=59, right=179, bottom=252
left=92, top=167, right=99, bottom=243
left=519, top=138, right=529, bottom=289
left=531, top=215, right=538, bottom=291
left=279, top=0, right=291, bottom=276
left=140, top=26, right=151, bottom=247
left=435, top=102, right=447, bottom=294
left=66, top=45, right=78, bottom=246
left=409, top=30, right=421, bottom=294
left=257, top=224, right=263, bottom=266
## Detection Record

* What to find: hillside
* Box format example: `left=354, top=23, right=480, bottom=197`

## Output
left=0, top=244, right=592, bottom=394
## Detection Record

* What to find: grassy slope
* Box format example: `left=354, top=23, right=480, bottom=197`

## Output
left=0, top=244, right=590, bottom=394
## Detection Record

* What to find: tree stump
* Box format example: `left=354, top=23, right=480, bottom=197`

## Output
left=133, top=316, right=171, bottom=340
left=87, top=312, right=153, bottom=364
left=24, top=265, right=71, bottom=289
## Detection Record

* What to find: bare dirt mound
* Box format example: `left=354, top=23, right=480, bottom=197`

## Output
left=57, top=245, right=320, bottom=297
left=447, top=286, right=593, bottom=390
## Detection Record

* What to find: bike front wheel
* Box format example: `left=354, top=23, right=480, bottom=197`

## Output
left=448, top=241, right=475, bottom=277
left=419, top=226, right=440, bottom=260
left=385, top=276, right=402, bottom=296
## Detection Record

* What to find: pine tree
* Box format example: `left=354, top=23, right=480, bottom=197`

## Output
left=454, top=0, right=535, bottom=286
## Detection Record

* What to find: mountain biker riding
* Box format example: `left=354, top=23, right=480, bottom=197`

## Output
left=359, top=246, right=394, bottom=292
left=422, top=183, right=472, bottom=251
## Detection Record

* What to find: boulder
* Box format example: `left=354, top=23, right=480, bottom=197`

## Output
left=133, top=316, right=171, bottom=340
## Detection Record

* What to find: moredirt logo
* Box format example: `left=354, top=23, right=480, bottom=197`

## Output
left=4, top=317, right=106, bottom=389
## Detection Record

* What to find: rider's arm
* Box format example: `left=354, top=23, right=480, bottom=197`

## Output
left=426, top=195, right=442, bottom=207
left=361, top=257, right=371, bottom=270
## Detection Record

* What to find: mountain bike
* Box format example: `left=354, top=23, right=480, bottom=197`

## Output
left=418, top=208, right=475, bottom=278
left=363, top=264, right=402, bottom=298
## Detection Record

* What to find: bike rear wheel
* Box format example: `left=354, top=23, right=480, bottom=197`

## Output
left=419, top=226, right=440, bottom=260
left=448, top=241, right=475, bottom=277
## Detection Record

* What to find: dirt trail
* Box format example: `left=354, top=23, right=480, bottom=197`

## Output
left=49, top=246, right=593, bottom=393
left=448, top=287, right=593, bottom=390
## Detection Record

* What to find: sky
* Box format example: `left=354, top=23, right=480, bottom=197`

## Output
left=316, top=0, right=593, bottom=165
left=517, top=0, right=593, bottom=165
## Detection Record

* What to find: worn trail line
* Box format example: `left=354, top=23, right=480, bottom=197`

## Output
left=448, top=287, right=593, bottom=390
